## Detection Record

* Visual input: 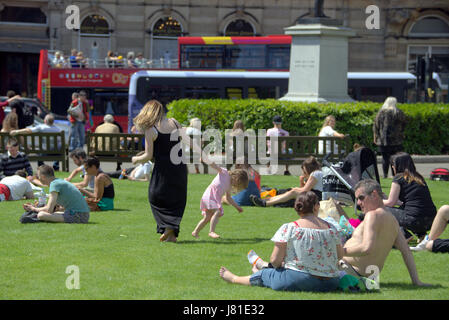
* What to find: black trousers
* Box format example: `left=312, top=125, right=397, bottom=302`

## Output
left=378, top=145, right=402, bottom=178
left=432, top=239, right=449, bottom=253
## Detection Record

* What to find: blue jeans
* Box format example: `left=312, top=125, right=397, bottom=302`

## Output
left=69, top=121, right=85, bottom=151
left=250, top=268, right=339, bottom=292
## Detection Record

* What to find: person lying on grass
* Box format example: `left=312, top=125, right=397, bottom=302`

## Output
left=220, top=191, right=342, bottom=292
left=22, top=165, right=90, bottom=224
left=411, top=205, right=449, bottom=253
left=250, top=156, right=323, bottom=207
left=77, top=156, right=115, bottom=211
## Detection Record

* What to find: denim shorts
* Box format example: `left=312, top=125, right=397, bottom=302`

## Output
left=249, top=268, right=339, bottom=292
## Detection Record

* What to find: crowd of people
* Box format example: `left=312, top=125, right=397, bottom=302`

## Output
left=50, top=49, right=175, bottom=69
left=0, top=94, right=447, bottom=294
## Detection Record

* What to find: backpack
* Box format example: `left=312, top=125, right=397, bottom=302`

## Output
left=430, top=168, right=449, bottom=181
left=22, top=104, right=35, bottom=127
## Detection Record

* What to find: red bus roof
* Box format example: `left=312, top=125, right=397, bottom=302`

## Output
left=178, top=35, right=291, bottom=45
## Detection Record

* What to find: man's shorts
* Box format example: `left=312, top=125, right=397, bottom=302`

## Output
left=0, top=184, right=11, bottom=201
left=63, top=209, right=90, bottom=224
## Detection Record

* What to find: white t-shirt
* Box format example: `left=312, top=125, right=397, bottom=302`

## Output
left=133, top=162, right=153, bottom=179
left=318, top=126, right=337, bottom=154
left=0, top=175, right=33, bottom=200
left=310, top=170, right=323, bottom=192
left=30, top=123, right=62, bottom=149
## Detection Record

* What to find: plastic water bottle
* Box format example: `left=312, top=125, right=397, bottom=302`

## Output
left=38, top=190, right=47, bottom=207
left=118, top=169, right=127, bottom=180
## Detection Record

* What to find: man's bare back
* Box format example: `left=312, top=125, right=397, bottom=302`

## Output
left=343, top=207, right=399, bottom=276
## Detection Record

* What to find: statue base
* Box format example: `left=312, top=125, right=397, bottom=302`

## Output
left=280, top=23, right=356, bottom=103
left=296, top=17, right=342, bottom=26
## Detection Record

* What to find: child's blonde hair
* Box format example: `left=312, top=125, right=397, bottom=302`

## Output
left=229, top=169, right=249, bottom=193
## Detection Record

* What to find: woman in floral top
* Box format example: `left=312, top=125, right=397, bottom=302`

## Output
left=220, top=191, right=343, bottom=292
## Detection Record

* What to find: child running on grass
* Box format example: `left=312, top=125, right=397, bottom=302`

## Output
left=192, top=163, right=248, bottom=239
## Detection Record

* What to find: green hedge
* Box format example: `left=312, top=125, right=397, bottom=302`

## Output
left=167, top=99, right=449, bottom=155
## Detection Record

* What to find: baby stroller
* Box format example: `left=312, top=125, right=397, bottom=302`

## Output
left=321, top=147, right=381, bottom=217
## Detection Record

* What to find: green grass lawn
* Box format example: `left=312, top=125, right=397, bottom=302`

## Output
left=1, top=173, right=448, bottom=300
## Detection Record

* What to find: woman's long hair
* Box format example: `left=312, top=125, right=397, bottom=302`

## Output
left=133, top=100, right=165, bottom=131
left=380, top=96, right=399, bottom=115
left=301, top=156, right=321, bottom=176
left=2, top=112, right=18, bottom=132
left=390, top=152, right=425, bottom=186
left=321, top=115, right=335, bottom=129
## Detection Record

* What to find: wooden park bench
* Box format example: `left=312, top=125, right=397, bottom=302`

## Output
left=0, top=131, right=69, bottom=171
left=87, top=132, right=145, bottom=165
left=186, top=134, right=352, bottom=173
left=87, top=131, right=351, bottom=174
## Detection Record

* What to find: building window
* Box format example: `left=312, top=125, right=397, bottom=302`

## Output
left=80, top=15, right=110, bottom=35
left=151, top=16, right=182, bottom=66
left=0, top=6, right=46, bottom=24
left=225, top=19, right=255, bottom=36
left=409, top=17, right=449, bottom=37
left=153, top=16, right=182, bottom=37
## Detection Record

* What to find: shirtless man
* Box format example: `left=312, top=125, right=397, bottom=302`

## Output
left=340, top=179, right=430, bottom=286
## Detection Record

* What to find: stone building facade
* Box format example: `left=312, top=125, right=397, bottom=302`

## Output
left=1, top=0, right=449, bottom=95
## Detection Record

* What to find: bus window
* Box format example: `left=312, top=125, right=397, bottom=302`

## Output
left=226, top=87, right=243, bottom=99
left=93, top=92, right=128, bottom=116
left=267, top=45, right=290, bottom=69
left=360, top=87, right=392, bottom=102
left=136, top=79, right=182, bottom=106
left=185, top=87, right=220, bottom=99
left=248, top=87, right=280, bottom=99
left=225, top=45, right=266, bottom=69
left=181, top=45, right=224, bottom=69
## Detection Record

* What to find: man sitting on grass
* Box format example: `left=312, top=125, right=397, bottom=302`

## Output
left=23, top=165, right=90, bottom=224
left=340, top=179, right=430, bottom=286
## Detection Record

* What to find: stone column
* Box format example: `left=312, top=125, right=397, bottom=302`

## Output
left=280, top=23, right=356, bottom=103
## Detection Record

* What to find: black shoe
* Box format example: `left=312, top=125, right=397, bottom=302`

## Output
left=284, top=170, right=291, bottom=176
left=250, top=195, right=266, bottom=207
left=20, top=211, right=41, bottom=224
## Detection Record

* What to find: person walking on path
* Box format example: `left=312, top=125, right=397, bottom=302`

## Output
left=132, top=100, right=188, bottom=243
left=373, top=96, right=407, bottom=178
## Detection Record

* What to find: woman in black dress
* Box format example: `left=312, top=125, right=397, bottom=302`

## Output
left=132, top=100, right=187, bottom=243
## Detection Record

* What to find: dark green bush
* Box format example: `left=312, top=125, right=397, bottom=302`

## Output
left=168, top=99, right=449, bottom=155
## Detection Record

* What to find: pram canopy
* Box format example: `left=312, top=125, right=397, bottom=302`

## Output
left=322, top=147, right=380, bottom=205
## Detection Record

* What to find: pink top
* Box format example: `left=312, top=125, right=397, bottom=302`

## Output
left=266, top=127, right=289, bottom=154
left=200, top=168, right=231, bottom=216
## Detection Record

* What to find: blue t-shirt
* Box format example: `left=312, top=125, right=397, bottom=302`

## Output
left=232, top=180, right=260, bottom=206
left=49, top=178, right=90, bottom=213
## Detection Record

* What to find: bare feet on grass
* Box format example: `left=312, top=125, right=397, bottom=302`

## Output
left=219, top=267, right=236, bottom=283
left=191, top=231, right=199, bottom=239
left=208, top=232, right=220, bottom=239
left=160, top=228, right=174, bottom=242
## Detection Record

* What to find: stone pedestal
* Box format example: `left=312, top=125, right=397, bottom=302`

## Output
left=280, top=23, right=356, bottom=103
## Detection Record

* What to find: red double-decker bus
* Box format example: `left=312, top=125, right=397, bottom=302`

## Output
left=178, top=35, right=291, bottom=70
left=37, top=50, right=145, bottom=132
